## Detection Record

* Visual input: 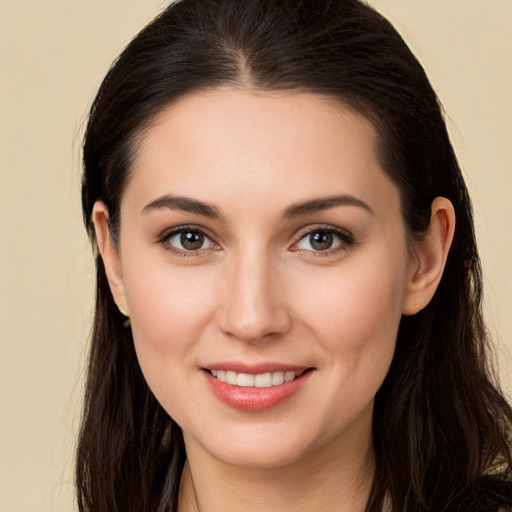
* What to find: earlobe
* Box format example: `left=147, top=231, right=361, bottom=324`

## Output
left=402, top=197, right=455, bottom=316
left=91, top=202, right=129, bottom=316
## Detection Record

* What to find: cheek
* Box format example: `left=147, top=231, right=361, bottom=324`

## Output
left=293, top=256, right=406, bottom=430
left=293, top=248, right=408, bottom=419
left=299, top=256, right=407, bottom=350
left=121, top=263, right=220, bottom=420
left=122, top=257, right=218, bottom=361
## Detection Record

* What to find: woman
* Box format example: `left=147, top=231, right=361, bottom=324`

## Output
left=77, top=0, right=512, bottom=510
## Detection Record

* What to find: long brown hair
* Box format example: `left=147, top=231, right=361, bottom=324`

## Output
left=77, top=1, right=512, bottom=510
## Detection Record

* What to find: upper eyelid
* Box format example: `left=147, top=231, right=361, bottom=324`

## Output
left=293, top=224, right=354, bottom=241
left=158, top=224, right=216, bottom=241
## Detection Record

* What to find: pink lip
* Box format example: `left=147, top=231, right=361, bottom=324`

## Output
left=202, top=366, right=313, bottom=412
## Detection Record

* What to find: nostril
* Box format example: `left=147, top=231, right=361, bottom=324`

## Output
left=218, top=307, right=292, bottom=343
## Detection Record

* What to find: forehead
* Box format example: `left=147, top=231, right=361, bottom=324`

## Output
left=126, top=87, right=399, bottom=217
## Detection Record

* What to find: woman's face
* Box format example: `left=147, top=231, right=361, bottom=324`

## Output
left=103, top=88, right=418, bottom=468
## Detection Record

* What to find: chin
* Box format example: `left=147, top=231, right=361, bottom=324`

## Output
left=212, top=441, right=308, bottom=469
left=184, top=419, right=337, bottom=470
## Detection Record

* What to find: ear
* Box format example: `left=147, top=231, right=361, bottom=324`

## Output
left=402, top=197, right=455, bottom=315
left=92, top=201, right=129, bottom=316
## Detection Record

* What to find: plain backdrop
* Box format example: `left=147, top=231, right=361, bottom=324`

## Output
left=0, top=1, right=510, bottom=510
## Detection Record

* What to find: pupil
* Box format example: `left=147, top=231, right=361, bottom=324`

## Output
left=311, top=231, right=333, bottom=251
left=181, top=231, right=204, bottom=250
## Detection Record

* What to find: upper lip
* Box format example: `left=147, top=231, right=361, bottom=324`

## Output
left=203, top=361, right=312, bottom=374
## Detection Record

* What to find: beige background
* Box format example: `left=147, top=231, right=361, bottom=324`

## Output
left=0, top=1, right=510, bottom=510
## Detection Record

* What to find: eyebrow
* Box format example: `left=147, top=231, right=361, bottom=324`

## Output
left=141, top=193, right=373, bottom=220
left=282, top=194, right=374, bottom=219
left=142, top=195, right=224, bottom=220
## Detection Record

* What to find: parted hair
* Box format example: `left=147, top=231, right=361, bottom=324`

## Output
left=78, top=1, right=512, bottom=510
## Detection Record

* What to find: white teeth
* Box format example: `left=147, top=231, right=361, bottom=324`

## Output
left=237, top=373, right=255, bottom=387
left=210, top=369, right=304, bottom=387
left=272, top=371, right=285, bottom=385
left=226, top=371, right=238, bottom=385
left=284, top=371, right=295, bottom=382
left=254, top=372, right=272, bottom=388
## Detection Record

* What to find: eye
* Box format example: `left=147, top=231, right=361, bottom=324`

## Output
left=294, top=227, right=354, bottom=253
left=160, top=227, right=217, bottom=254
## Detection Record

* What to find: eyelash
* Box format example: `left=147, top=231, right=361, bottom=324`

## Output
left=157, top=224, right=355, bottom=258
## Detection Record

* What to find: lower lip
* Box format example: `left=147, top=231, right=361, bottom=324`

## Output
left=204, top=370, right=312, bottom=412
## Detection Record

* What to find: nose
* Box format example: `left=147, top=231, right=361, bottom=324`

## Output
left=217, top=250, right=291, bottom=343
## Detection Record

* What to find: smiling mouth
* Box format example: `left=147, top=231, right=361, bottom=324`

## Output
left=208, top=369, right=307, bottom=388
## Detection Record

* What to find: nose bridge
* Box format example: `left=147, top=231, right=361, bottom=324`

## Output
left=219, top=243, right=290, bottom=342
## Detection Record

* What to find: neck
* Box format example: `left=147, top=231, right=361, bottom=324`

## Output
left=178, top=416, right=375, bottom=512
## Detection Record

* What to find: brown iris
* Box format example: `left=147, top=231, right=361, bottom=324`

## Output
left=180, top=231, right=205, bottom=250
left=309, top=231, right=334, bottom=251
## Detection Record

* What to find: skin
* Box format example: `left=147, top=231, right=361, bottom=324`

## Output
left=93, top=88, right=455, bottom=511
